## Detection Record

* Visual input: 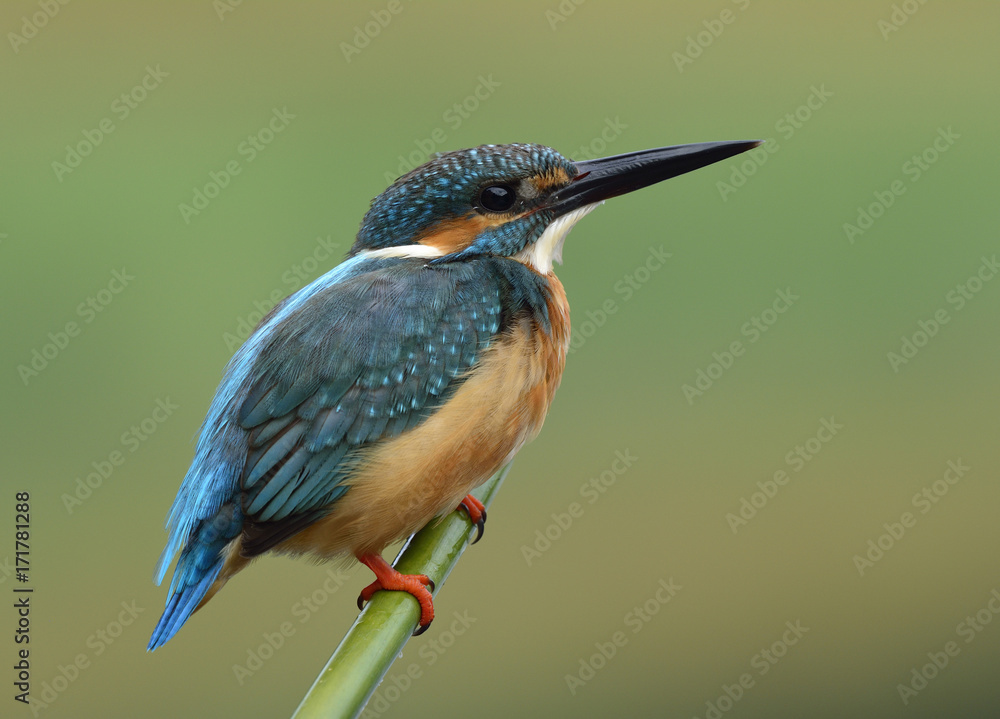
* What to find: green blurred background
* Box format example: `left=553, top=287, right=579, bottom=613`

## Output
left=3, top=1, right=999, bottom=717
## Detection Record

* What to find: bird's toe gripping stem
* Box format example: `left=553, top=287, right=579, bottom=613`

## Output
left=458, top=494, right=487, bottom=544
left=356, top=553, right=436, bottom=635
left=353, top=495, right=485, bottom=637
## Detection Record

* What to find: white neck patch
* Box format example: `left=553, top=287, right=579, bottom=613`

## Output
left=363, top=244, right=445, bottom=260
left=515, top=202, right=602, bottom=275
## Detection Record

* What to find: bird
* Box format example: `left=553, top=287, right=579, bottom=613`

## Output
left=148, top=138, right=759, bottom=650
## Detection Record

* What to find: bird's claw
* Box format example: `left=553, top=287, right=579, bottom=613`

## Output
left=458, top=495, right=487, bottom=544
left=355, top=559, right=435, bottom=634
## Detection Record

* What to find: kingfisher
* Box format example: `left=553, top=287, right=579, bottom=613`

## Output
left=148, top=138, right=759, bottom=650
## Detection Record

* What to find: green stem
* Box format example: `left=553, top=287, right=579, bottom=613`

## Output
left=291, top=464, right=512, bottom=719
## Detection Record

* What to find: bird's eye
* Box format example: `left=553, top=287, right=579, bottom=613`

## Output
left=477, top=184, right=517, bottom=213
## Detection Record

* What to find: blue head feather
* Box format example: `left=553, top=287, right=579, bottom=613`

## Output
left=352, top=143, right=577, bottom=256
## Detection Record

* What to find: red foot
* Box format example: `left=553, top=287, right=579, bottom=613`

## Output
left=356, top=553, right=435, bottom=634
left=459, top=494, right=487, bottom=544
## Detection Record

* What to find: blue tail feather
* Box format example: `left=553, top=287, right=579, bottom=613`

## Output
left=149, top=502, right=242, bottom=650
left=147, top=559, right=223, bottom=651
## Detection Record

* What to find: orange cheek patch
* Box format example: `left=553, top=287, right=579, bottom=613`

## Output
left=416, top=214, right=493, bottom=254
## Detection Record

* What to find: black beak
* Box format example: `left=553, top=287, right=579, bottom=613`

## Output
left=546, top=140, right=761, bottom=216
